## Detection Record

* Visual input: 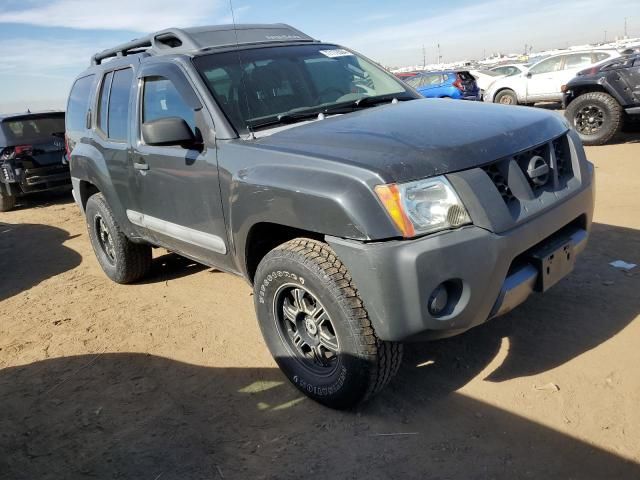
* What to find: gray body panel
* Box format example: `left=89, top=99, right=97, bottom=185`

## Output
left=327, top=167, right=594, bottom=341
left=249, top=99, right=568, bottom=183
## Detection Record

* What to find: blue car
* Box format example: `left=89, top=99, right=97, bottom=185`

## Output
left=405, top=70, right=480, bottom=100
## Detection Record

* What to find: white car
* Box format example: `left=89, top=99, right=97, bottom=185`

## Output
left=469, top=69, right=505, bottom=94
left=489, top=64, right=529, bottom=77
left=484, top=50, right=620, bottom=105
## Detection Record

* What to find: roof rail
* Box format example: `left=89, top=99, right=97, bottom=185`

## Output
left=91, top=24, right=317, bottom=66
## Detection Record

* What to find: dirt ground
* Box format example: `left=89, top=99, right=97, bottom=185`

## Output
left=1, top=133, right=639, bottom=479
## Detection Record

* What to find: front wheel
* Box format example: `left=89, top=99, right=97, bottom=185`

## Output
left=0, top=191, right=16, bottom=212
left=494, top=89, right=518, bottom=105
left=565, top=92, right=623, bottom=146
left=254, top=238, right=403, bottom=409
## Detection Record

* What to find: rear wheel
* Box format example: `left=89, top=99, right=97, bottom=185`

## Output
left=254, top=238, right=403, bottom=409
left=494, top=89, right=518, bottom=105
left=0, top=192, right=16, bottom=212
left=566, top=92, right=623, bottom=145
left=85, top=193, right=152, bottom=284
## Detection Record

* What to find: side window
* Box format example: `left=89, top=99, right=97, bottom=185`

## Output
left=108, top=69, right=134, bottom=141
left=97, top=72, right=113, bottom=134
left=142, top=76, right=196, bottom=133
left=594, top=52, right=611, bottom=62
left=95, top=68, right=133, bottom=141
left=564, top=53, right=593, bottom=69
left=529, top=57, right=563, bottom=75
left=66, top=75, right=95, bottom=134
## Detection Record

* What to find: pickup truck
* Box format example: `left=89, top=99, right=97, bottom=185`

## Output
left=66, top=24, right=595, bottom=408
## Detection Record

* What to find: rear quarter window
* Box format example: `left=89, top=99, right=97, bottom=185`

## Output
left=66, top=75, right=95, bottom=135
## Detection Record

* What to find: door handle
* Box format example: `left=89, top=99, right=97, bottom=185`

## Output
left=133, top=161, right=149, bottom=171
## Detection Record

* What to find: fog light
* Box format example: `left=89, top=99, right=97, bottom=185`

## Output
left=428, top=284, right=449, bottom=316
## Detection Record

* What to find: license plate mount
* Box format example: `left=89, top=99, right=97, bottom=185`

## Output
left=531, top=239, right=576, bottom=292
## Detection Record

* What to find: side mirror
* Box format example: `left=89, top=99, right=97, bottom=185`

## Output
left=526, top=72, right=533, bottom=78
left=142, top=117, right=196, bottom=147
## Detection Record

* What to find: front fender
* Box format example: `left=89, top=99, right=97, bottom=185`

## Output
left=219, top=145, right=401, bottom=274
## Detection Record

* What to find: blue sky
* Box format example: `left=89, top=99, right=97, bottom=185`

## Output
left=0, top=0, right=636, bottom=112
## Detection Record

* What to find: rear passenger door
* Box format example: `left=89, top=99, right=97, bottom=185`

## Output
left=129, top=63, right=229, bottom=267
left=93, top=67, right=139, bottom=212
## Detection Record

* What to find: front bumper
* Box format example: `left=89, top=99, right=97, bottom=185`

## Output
left=327, top=174, right=594, bottom=342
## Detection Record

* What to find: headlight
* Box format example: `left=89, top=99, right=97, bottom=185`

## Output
left=375, top=176, right=471, bottom=238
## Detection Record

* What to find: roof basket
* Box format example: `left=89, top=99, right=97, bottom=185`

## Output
left=91, top=24, right=317, bottom=65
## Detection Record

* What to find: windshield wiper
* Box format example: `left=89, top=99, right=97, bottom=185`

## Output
left=247, top=108, right=326, bottom=130
left=246, top=95, right=416, bottom=131
left=354, top=94, right=415, bottom=108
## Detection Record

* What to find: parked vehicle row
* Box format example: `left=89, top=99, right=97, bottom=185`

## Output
left=483, top=49, right=619, bottom=105
left=65, top=24, right=595, bottom=408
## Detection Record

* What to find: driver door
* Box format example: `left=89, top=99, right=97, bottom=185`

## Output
left=129, top=63, right=230, bottom=268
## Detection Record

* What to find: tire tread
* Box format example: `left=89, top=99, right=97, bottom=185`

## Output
left=271, top=238, right=403, bottom=403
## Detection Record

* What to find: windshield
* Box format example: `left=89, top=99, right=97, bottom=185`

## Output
left=1, top=114, right=65, bottom=145
left=193, top=44, right=416, bottom=134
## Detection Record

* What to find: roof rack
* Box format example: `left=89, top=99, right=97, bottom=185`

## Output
left=91, top=24, right=317, bottom=65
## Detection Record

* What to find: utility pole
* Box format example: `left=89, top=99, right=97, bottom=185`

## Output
left=604, top=30, right=607, bottom=43
left=422, top=44, right=426, bottom=70
left=437, top=43, right=442, bottom=64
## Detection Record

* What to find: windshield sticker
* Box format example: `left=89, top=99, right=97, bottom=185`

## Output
left=319, top=49, right=354, bottom=58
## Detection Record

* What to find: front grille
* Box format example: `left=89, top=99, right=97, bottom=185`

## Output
left=483, top=163, right=516, bottom=205
left=481, top=133, right=576, bottom=215
left=553, top=136, right=573, bottom=180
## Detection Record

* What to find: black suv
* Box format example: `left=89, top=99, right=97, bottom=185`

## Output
left=563, top=53, right=640, bottom=145
left=67, top=24, right=595, bottom=408
left=0, top=111, right=69, bottom=211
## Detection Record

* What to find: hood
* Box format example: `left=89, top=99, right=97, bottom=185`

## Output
left=251, top=98, right=568, bottom=183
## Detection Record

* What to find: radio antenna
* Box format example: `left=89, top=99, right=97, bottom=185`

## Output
left=229, top=0, right=255, bottom=139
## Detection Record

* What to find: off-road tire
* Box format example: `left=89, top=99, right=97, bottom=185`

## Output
left=254, top=238, right=403, bottom=409
left=85, top=193, right=151, bottom=284
left=566, top=92, right=623, bottom=146
left=494, top=89, right=518, bottom=105
left=0, top=192, right=16, bottom=212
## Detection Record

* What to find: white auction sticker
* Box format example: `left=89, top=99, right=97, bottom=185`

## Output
left=319, top=49, right=354, bottom=58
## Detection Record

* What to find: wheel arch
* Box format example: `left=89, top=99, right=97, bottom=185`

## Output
left=77, top=179, right=100, bottom=211
left=243, top=222, right=324, bottom=284
left=565, top=84, right=610, bottom=107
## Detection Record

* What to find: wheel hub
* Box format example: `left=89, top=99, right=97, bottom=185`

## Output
left=575, top=104, right=605, bottom=135
left=95, top=215, right=116, bottom=263
left=274, top=284, right=340, bottom=373
left=304, top=316, right=318, bottom=336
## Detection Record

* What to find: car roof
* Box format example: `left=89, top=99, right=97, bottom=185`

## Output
left=91, top=23, right=317, bottom=66
left=0, top=111, right=65, bottom=121
left=535, top=49, right=618, bottom=60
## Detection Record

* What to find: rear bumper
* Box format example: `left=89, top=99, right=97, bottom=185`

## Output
left=327, top=172, right=594, bottom=342
left=0, top=162, right=70, bottom=195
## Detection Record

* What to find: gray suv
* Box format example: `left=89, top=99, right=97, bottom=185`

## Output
left=67, top=24, right=595, bottom=408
